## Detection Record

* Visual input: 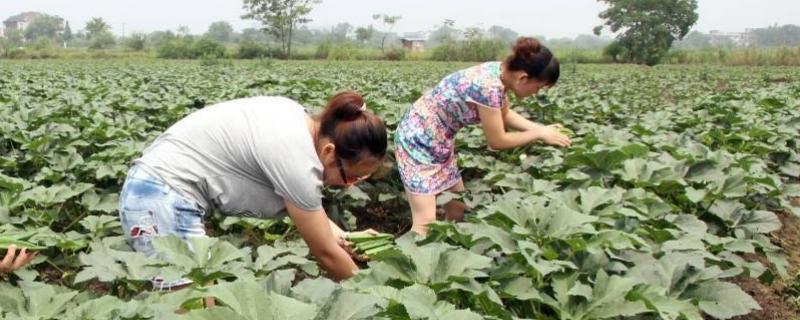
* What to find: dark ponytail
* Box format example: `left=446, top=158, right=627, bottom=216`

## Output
left=505, top=37, right=560, bottom=85
left=318, top=91, right=387, bottom=162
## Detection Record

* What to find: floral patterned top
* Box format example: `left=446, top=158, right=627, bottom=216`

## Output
left=394, top=62, right=506, bottom=194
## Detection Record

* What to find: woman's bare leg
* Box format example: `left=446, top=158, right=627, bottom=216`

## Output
left=443, top=179, right=467, bottom=222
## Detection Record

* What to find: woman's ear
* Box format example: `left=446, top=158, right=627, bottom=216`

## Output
left=320, top=142, right=336, bottom=165
left=516, top=72, right=530, bottom=86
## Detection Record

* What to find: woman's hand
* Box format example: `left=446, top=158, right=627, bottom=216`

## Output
left=0, top=245, right=37, bottom=273
left=337, top=229, right=378, bottom=262
left=534, top=124, right=572, bottom=147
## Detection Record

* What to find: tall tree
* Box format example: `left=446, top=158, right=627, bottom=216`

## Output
left=372, top=14, right=401, bottom=53
left=85, top=17, right=111, bottom=39
left=242, top=0, right=321, bottom=58
left=428, top=19, right=458, bottom=47
left=24, top=14, right=63, bottom=41
left=84, top=17, right=116, bottom=50
left=594, top=0, right=698, bottom=66
left=206, top=21, right=235, bottom=43
left=329, top=22, right=352, bottom=43
left=355, top=26, right=375, bottom=44
left=62, top=21, right=73, bottom=43
left=124, top=33, right=147, bottom=51
left=1, top=29, right=24, bottom=56
left=176, top=26, right=191, bottom=37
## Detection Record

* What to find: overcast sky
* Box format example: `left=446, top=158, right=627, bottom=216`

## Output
left=1, top=0, right=797, bottom=38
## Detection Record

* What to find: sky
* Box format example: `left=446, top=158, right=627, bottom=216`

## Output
left=1, top=0, right=797, bottom=38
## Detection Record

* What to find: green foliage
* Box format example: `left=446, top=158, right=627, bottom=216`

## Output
left=430, top=38, right=503, bottom=62
left=236, top=41, right=271, bottom=59
left=382, top=46, right=406, bottom=61
left=205, top=21, right=235, bottom=43
left=84, top=17, right=111, bottom=39
left=372, top=14, right=402, bottom=53
left=749, top=24, right=800, bottom=47
left=124, top=33, right=147, bottom=51
left=157, top=37, right=226, bottom=59
left=242, top=0, right=321, bottom=58
left=88, top=31, right=116, bottom=50
left=0, top=61, right=798, bottom=319
left=193, top=37, right=227, bottom=58
left=354, top=26, right=375, bottom=44
left=595, top=0, right=699, bottom=65
left=23, top=14, right=63, bottom=42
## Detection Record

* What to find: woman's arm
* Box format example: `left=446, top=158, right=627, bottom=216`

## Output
left=477, top=103, right=542, bottom=150
left=286, top=201, right=358, bottom=281
left=478, top=103, right=572, bottom=150
left=502, top=106, right=545, bottom=132
left=328, top=219, right=347, bottom=239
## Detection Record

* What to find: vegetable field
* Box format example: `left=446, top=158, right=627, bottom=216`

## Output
left=0, top=60, right=799, bottom=319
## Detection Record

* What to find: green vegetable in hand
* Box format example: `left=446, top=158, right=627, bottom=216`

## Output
left=346, top=232, right=394, bottom=256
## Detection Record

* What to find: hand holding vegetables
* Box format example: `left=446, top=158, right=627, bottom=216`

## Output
left=0, top=243, right=38, bottom=273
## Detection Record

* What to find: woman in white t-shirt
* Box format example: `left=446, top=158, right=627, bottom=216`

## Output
left=118, top=91, right=387, bottom=286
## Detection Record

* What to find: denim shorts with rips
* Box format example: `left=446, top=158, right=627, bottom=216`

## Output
left=118, top=165, right=206, bottom=290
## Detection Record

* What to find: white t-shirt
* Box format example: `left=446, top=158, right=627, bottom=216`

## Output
left=135, top=96, right=324, bottom=218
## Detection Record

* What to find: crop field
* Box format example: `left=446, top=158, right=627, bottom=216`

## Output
left=0, top=60, right=799, bottom=319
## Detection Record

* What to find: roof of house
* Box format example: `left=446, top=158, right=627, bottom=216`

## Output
left=400, top=31, right=429, bottom=42
left=4, top=12, right=43, bottom=24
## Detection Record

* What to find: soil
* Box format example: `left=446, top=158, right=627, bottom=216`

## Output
left=733, top=209, right=800, bottom=320
left=352, top=201, right=412, bottom=236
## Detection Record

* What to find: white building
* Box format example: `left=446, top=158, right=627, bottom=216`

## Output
left=709, top=30, right=753, bottom=46
left=3, top=12, right=64, bottom=35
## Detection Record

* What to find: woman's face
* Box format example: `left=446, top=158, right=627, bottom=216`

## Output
left=319, top=142, right=382, bottom=187
left=511, top=75, right=550, bottom=98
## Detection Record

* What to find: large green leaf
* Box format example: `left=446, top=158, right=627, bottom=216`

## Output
left=186, top=281, right=317, bottom=320
left=684, top=280, right=760, bottom=319
left=313, top=288, right=386, bottom=320
left=0, top=282, right=78, bottom=319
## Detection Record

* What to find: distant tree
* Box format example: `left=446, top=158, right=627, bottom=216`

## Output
left=287, top=25, right=312, bottom=45
left=355, top=26, right=375, bottom=44
left=125, top=33, right=147, bottom=51
left=573, top=34, right=612, bottom=49
left=85, top=17, right=111, bottom=38
left=84, top=17, right=116, bottom=50
left=206, top=21, right=235, bottom=43
left=674, top=31, right=711, bottom=49
left=239, top=27, right=270, bottom=43
left=594, top=0, right=699, bottom=65
left=24, top=14, right=63, bottom=41
left=177, top=25, right=191, bottom=37
left=372, top=14, right=401, bottom=53
left=62, top=21, right=73, bottom=43
left=487, top=25, right=518, bottom=45
left=89, top=31, right=116, bottom=50
left=242, top=0, right=321, bottom=58
left=749, top=24, right=800, bottom=47
left=428, top=19, right=458, bottom=47
left=0, top=29, right=24, bottom=56
left=603, top=41, right=628, bottom=63
left=148, top=30, right=177, bottom=47
left=329, top=22, right=352, bottom=43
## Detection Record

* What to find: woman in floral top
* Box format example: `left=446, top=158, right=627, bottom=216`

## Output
left=395, top=37, right=572, bottom=234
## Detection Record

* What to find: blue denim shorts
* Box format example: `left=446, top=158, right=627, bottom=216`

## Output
left=118, top=165, right=206, bottom=290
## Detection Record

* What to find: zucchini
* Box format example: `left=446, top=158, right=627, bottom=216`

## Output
left=0, top=239, right=47, bottom=251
